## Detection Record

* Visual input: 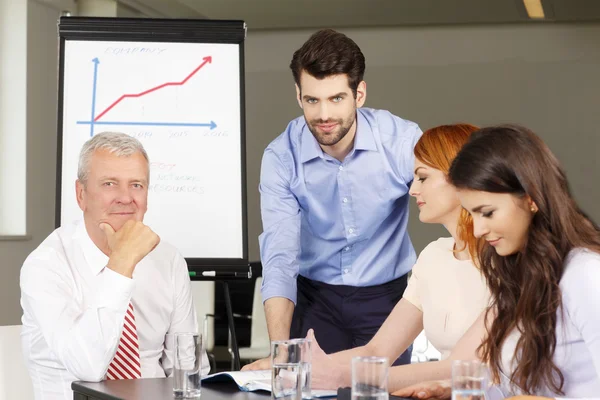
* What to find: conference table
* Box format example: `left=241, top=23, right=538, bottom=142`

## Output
left=72, top=378, right=413, bottom=400
left=72, top=378, right=270, bottom=400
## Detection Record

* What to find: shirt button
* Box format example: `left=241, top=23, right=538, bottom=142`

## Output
left=339, top=165, right=344, bottom=171
left=343, top=197, right=348, bottom=203
left=344, top=269, right=349, bottom=274
left=344, top=246, right=350, bottom=251
left=348, top=228, right=354, bottom=234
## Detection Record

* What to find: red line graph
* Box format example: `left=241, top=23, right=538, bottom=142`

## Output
left=94, top=56, right=212, bottom=121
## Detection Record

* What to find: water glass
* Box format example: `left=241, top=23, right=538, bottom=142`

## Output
left=289, top=338, right=312, bottom=399
left=271, top=340, right=303, bottom=400
left=351, top=356, right=389, bottom=400
left=452, top=360, right=488, bottom=400
left=171, top=333, right=202, bottom=399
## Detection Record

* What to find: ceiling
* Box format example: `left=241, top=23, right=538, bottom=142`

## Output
left=116, top=0, right=600, bottom=29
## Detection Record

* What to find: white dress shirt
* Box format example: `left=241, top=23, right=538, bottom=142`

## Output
left=487, top=248, right=600, bottom=400
left=20, top=220, right=210, bottom=400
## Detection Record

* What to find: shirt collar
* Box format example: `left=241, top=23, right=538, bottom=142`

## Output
left=76, top=220, right=109, bottom=276
left=299, top=109, right=377, bottom=164
left=300, top=123, right=323, bottom=163
left=353, top=109, right=378, bottom=152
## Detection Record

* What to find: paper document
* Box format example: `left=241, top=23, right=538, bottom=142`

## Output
left=202, top=370, right=337, bottom=398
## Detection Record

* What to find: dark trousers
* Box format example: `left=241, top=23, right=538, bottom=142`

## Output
left=290, top=274, right=412, bottom=366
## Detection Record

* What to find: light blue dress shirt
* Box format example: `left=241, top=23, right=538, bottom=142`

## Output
left=259, top=108, right=422, bottom=304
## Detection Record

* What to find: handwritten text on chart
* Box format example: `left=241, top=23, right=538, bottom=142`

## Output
left=148, top=164, right=205, bottom=194
left=203, top=130, right=229, bottom=137
left=128, top=130, right=230, bottom=140
left=132, top=131, right=153, bottom=139
left=150, top=162, right=177, bottom=172
left=155, top=173, right=202, bottom=182
left=167, top=130, right=229, bottom=138
left=149, top=183, right=204, bottom=195
left=130, top=131, right=189, bottom=139
left=104, top=47, right=167, bottom=55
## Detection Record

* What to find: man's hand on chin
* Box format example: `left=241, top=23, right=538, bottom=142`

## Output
left=101, top=220, right=160, bottom=278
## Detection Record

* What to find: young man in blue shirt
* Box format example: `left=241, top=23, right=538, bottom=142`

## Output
left=244, top=29, right=422, bottom=370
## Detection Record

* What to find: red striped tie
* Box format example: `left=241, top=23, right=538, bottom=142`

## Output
left=106, top=302, right=142, bottom=380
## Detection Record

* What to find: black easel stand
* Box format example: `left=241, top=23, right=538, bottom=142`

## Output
left=189, top=265, right=252, bottom=371
left=222, top=280, right=240, bottom=370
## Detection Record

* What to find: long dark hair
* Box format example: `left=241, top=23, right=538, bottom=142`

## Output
left=448, top=124, right=600, bottom=394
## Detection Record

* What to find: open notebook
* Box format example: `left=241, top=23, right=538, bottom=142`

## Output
left=201, top=370, right=337, bottom=398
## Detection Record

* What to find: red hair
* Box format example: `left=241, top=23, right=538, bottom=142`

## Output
left=414, top=124, right=480, bottom=261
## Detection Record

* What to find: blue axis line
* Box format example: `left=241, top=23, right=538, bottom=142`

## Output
left=90, top=58, right=100, bottom=137
left=77, top=120, right=218, bottom=129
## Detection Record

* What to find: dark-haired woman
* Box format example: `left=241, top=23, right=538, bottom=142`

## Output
left=448, top=124, right=600, bottom=399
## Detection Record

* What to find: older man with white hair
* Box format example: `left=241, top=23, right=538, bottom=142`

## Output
left=20, top=132, right=209, bottom=400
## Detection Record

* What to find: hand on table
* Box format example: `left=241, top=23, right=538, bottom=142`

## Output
left=241, top=356, right=271, bottom=371
left=391, top=379, right=451, bottom=400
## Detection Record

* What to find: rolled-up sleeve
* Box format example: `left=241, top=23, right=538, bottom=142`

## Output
left=258, top=148, right=301, bottom=305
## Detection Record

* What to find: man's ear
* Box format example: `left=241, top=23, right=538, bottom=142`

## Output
left=295, top=84, right=303, bottom=109
left=356, top=80, right=367, bottom=108
left=76, top=180, right=86, bottom=211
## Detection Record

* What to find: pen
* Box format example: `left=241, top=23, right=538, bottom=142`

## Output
left=189, top=271, right=250, bottom=278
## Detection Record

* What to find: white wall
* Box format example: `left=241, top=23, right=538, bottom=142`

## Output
left=0, top=0, right=61, bottom=325
left=0, top=0, right=27, bottom=236
left=0, top=18, right=599, bottom=324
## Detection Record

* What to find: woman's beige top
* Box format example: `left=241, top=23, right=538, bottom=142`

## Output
left=403, top=237, right=490, bottom=359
